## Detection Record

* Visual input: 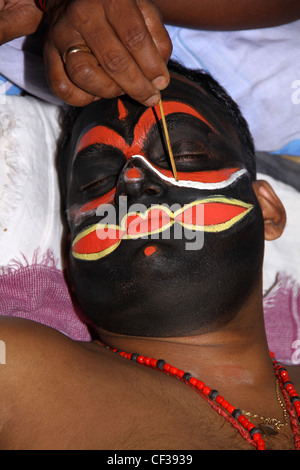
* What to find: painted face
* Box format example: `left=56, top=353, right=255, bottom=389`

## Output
left=64, top=72, right=264, bottom=337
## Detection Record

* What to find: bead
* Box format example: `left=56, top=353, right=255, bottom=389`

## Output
left=279, top=369, right=289, bottom=379
left=238, top=415, right=247, bottom=425
left=195, top=381, right=204, bottom=391
left=209, top=390, right=219, bottom=401
left=177, top=370, right=185, bottom=378
left=257, top=438, right=266, bottom=449
left=144, top=357, right=151, bottom=366
left=150, top=358, right=158, bottom=367
left=247, top=422, right=256, bottom=432
left=221, top=400, right=229, bottom=410
left=137, top=355, right=144, bottom=364
left=189, top=377, right=198, bottom=387
left=156, top=359, right=165, bottom=370
left=183, top=372, right=192, bottom=382
left=163, top=363, right=171, bottom=372
left=170, top=366, right=178, bottom=375
left=202, top=386, right=211, bottom=396
left=216, top=395, right=224, bottom=405
left=232, top=409, right=242, bottom=420
left=226, top=404, right=235, bottom=415
left=131, top=353, right=139, bottom=362
left=250, top=427, right=261, bottom=439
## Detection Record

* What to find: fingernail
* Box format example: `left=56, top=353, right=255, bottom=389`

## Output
left=152, top=76, right=168, bottom=90
left=145, top=93, right=161, bottom=107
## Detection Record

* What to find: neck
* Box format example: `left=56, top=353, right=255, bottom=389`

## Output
left=98, top=282, right=275, bottom=398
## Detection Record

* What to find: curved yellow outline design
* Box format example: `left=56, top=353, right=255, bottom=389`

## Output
left=72, top=197, right=253, bottom=260
left=174, top=197, right=253, bottom=232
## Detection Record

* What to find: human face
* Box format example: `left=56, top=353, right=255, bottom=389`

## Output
left=64, top=72, right=264, bottom=337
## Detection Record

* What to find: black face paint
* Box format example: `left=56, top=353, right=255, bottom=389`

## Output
left=62, top=72, right=264, bottom=337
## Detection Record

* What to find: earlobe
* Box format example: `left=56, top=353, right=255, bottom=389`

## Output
left=253, top=180, right=286, bottom=241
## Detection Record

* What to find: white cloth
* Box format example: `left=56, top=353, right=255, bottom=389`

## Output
left=167, top=21, right=300, bottom=153
left=0, top=34, right=62, bottom=105
left=0, top=95, right=62, bottom=270
left=258, top=173, right=300, bottom=293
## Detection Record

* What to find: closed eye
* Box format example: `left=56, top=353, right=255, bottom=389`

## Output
left=173, top=153, right=209, bottom=163
left=81, top=174, right=118, bottom=192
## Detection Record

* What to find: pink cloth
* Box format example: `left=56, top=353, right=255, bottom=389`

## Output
left=0, top=253, right=299, bottom=364
left=0, top=253, right=91, bottom=341
left=263, top=273, right=300, bottom=365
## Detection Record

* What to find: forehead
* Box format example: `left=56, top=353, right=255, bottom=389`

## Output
left=72, top=72, right=231, bottom=145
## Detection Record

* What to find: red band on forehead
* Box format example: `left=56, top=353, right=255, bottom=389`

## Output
left=77, top=126, right=130, bottom=154
left=76, top=101, right=215, bottom=156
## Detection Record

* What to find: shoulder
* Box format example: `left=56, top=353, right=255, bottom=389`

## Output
left=0, top=317, right=83, bottom=445
left=0, top=316, right=77, bottom=368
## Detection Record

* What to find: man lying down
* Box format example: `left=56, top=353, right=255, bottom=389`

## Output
left=0, top=60, right=299, bottom=451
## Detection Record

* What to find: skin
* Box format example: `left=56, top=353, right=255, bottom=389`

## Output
left=0, top=0, right=299, bottom=106
left=0, top=72, right=297, bottom=450
left=66, top=74, right=264, bottom=337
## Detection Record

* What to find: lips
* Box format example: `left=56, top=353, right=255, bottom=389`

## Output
left=72, top=197, right=253, bottom=261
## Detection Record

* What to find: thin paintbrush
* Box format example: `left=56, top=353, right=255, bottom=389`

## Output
left=158, top=99, right=178, bottom=181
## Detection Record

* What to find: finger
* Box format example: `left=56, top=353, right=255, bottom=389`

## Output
left=138, top=0, right=173, bottom=64
left=104, top=0, right=170, bottom=90
left=44, top=42, right=96, bottom=106
left=0, top=6, right=43, bottom=45
left=80, top=9, right=161, bottom=106
left=48, top=19, right=124, bottom=100
left=65, top=51, right=124, bottom=98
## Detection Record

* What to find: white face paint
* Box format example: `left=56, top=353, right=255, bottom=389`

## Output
left=130, top=154, right=247, bottom=190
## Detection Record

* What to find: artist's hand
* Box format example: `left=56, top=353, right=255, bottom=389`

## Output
left=44, top=0, right=172, bottom=107
left=0, top=0, right=43, bottom=45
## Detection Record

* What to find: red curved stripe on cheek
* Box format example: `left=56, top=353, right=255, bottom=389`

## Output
left=73, top=227, right=123, bottom=255
left=79, top=188, right=116, bottom=214
left=176, top=202, right=247, bottom=226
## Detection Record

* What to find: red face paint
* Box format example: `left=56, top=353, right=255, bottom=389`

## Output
left=72, top=198, right=253, bottom=260
left=125, top=167, right=143, bottom=180
left=76, top=101, right=216, bottom=157
left=78, top=188, right=117, bottom=214
left=118, top=99, right=128, bottom=121
left=144, top=246, right=157, bottom=257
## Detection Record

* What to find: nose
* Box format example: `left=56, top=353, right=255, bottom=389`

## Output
left=116, top=158, right=166, bottom=201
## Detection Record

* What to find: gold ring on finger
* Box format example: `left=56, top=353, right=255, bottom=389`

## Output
left=63, top=44, right=93, bottom=64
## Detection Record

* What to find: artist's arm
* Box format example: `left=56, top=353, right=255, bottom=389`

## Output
left=154, top=0, right=300, bottom=30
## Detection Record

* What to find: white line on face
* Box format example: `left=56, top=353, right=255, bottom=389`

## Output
left=130, top=154, right=247, bottom=190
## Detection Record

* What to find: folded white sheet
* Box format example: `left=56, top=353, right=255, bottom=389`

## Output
left=0, top=95, right=62, bottom=270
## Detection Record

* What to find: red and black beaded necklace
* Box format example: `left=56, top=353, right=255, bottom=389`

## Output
left=99, top=342, right=300, bottom=450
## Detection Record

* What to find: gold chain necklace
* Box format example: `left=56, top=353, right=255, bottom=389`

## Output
left=242, top=380, right=289, bottom=436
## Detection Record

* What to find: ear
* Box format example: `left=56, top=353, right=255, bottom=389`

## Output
left=253, top=180, right=286, bottom=241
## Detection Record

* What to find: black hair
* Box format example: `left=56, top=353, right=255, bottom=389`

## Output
left=57, top=60, right=256, bottom=204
